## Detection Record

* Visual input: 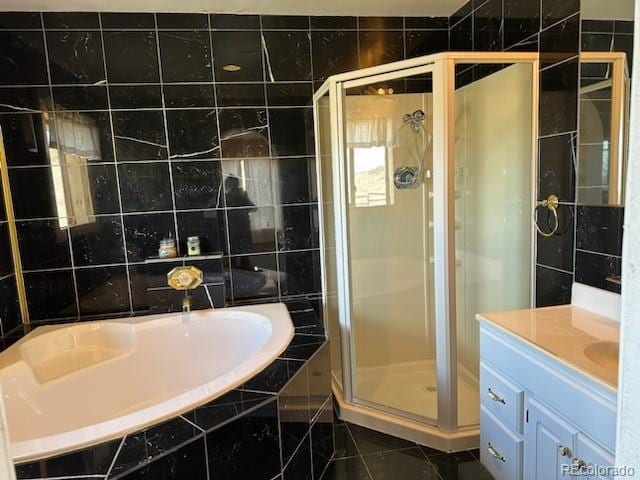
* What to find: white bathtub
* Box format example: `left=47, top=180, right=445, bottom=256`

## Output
left=0, top=303, right=294, bottom=463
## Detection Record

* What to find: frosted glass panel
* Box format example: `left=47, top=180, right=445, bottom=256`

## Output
left=454, top=64, right=534, bottom=426
left=344, top=75, right=438, bottom=422
left=317, top=93, right=343, bottom=390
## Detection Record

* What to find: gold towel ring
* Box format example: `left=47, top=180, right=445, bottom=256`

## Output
left=534, top=194, right=559, bottom=237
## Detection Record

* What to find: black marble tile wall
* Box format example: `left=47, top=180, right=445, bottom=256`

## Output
left=0, top=178, right=21, bottom=337
left=449, top=0, right=587, bottom=306
left=574, top=19, right=632, bottom=294
left=0, top=12, right=449, bottom=339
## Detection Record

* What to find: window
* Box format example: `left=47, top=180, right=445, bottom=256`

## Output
left=350, top=146, right=393, bottom=207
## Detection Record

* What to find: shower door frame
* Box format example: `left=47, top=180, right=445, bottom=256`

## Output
left=314, top=51, right=539, bottom=434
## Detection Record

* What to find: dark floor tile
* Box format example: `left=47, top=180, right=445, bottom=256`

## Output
left=311, top=402, right=335, bottom=478
left=283, top=434, right=313, bottom=480
left=348, top=424, right=415, bottom=455
left=428, top=451, right=493, bottom=480
left=334, top=425, right=359, bottom=459
left=321, top=457, right=372, bottom=480
left=363, top=447, right=440, bottom=480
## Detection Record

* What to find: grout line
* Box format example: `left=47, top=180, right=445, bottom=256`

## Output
left=153, top=14, right=181, bottom=256
left=39, top=12, right=81, bottom=322
left=98, top=12, right=135, bottom=315
left=208, top=17, right=235, bottom=306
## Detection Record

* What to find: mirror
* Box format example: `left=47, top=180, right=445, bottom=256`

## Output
left=579, top=1, right=634, bottom=206
left=578, top=53, right=630, bottom=205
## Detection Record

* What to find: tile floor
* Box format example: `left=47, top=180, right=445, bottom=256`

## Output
left=321, top=420, right=493, bottom=480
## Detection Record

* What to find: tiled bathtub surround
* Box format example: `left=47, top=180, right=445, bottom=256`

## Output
left=14, top=303, right=333, bottom=480
left=448, top=0, right=628, bottom=304
left=0, top=11, right=450, bottom=342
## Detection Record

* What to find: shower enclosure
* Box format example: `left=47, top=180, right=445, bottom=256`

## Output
left=313, top=52, right=538, bottom=451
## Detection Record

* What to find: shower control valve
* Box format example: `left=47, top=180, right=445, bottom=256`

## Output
left=393, top=166, right=421, bottom=189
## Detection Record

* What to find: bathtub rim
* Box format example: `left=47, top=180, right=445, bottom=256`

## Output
left=2, top=303, right=294, bottom=464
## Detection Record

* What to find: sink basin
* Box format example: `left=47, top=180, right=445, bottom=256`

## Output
left=583, top=341, right=619, bottom=371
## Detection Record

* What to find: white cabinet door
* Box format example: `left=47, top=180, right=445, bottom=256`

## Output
left=524, top=397, right=577, bottom=480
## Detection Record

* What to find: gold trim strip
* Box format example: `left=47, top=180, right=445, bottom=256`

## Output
left=0, top=128, right=30, bottom=328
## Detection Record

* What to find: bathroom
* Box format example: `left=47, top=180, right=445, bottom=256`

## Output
left=0, top=0, right=637, bottom=478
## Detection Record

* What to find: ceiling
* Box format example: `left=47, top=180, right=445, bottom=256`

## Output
left=0, top=0, right=468, bottom=16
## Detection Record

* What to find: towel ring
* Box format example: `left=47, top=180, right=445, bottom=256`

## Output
left=534, top=194, right=559, bottom=237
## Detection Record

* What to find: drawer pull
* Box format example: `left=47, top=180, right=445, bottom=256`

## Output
left=487, top=388, right=506, bottom=404
left=558, top=445, right=572, bottom=457
left=572, top=458, right=588, bottom=472
left=487, top=443, right=506, bottom=462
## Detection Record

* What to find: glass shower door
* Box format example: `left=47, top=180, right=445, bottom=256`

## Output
left=341, top=69, right=438, bottom=423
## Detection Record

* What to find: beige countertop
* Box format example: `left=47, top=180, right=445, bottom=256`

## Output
left=477, top=305, right=620, bottom=389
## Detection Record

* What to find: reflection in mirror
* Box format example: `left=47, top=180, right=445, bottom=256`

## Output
left=578, top=53, right=630, bottom=205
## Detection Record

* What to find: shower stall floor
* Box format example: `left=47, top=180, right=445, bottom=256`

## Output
left=354, top=360, right=479, bottom=426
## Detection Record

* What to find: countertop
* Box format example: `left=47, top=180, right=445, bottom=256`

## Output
left=477, top=305, right=620, bottom=389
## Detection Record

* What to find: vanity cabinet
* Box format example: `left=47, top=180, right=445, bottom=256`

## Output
left=478, top=320, right=617, bottom=480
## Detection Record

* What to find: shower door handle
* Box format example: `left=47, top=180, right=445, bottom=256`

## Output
left=486, top=388, right=506, bottom=405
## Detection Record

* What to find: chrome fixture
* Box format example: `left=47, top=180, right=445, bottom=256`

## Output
left=393, top=166, right=421, bottom=189
left=533, top=194, right=559, bottom=237
left=167, top=266, right=204, bottom=313
left=394, top=110, right=430, bottom=190
left=403, top=109, right=425, bottom=132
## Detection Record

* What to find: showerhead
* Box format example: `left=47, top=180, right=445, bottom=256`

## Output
left=402, top=110, right=425, bottom=132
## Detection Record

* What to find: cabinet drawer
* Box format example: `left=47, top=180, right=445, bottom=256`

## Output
left=480, top=362, right=524, bottom=434
left=480, top=406, right=523, bottom=480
